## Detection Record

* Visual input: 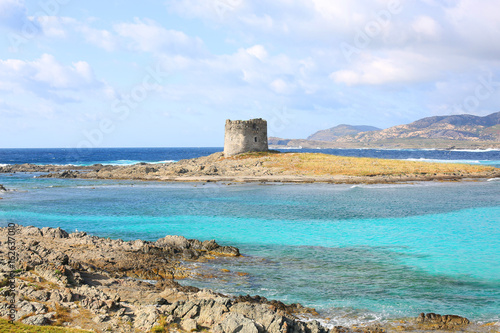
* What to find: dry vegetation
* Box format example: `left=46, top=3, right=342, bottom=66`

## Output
left=229, top=151, right=496, bottom=177
left=0, top=318, right=91, bottom=333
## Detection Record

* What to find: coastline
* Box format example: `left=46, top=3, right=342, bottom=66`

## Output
left=1, top=225, right=496, bottom=333
left=1, top=151, right=499, bottom=184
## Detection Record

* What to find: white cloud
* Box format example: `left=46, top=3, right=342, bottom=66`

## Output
left=0, top=54, right=104, bottom=97
left=245, top=44, right=267, bottom=60
left=32, top=54, right=96, bottom=89
left=444, top=0, right=500, bottom=58
left=412, top=15, right=441, bottom=40
left=33, top=16, right=118, bottom=51
left=79, top=25, right=117, bottom=51
left=35, top=16, right=75, bottom=38
left=330, top=51, right=445, bottom=86
left=270, top=78, right=293, bottom=94
left=114, top=18, right=205, bottom=55
left=239, top=14, right=274, bottom=31
left=167, top=0, right=245, bottom=22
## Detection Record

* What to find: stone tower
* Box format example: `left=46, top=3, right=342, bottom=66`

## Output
left=224, top=118, right=268, bottom=157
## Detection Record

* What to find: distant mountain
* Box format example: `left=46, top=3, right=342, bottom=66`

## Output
left=268, top=137, right=292, bottom=146
left=350, top=111, right=500, bottom=142
left=269, top=112, right=500, bottom=149
left=307, top=124, right=381, bottom=141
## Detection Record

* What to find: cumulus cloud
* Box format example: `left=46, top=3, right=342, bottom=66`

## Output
left=330, top=52, right=436, bottom=86
left=22, top=15, right=206, bottom=56
left=245, top=44, right=267, bottom=60
left=411, top=15, right=441, bottom=40
left=328, top=49, right=477, bottom=87
left=0, top=54, right=104, bottom=100
left=444, top=0, right=500, bottom=58
left=114, top=18, right=206, bottom=55
left=79, top=25, right=117, bottom=51
left=34, top=16, right=76, bottom=38
left=167, top=0, right=245, bottom=22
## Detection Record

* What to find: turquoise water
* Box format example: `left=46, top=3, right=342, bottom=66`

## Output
left=0, top=173, right=499, bottom=325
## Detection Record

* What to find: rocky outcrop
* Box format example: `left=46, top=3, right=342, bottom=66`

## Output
left=417, top=312, right=471, bottom=329
left=0, top=225, right=330, bottom=333
left=11, top=225, right=239, bottom=282
left=149, top=294, right=329, bottom=333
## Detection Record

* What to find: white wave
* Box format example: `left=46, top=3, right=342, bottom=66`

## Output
left=102, top=160, right=143, bottom=165
left=27, top=160, right=178, bottom=166
left=0, top=164, right=9, bottom=167
left=350, top=183, right=423, bottom=189
left=487, top=178, right=500, bottom=182
left=477, top=320, right=500, bottom=327
left=99, top=159, right=177, bottom=166
left=149, top=160, right=176, bottom=164
left=297, top=308, right=387, bottom=329
left=406, top=158, right=482, bottom=164
left=449, top=148, right=500, bottom=152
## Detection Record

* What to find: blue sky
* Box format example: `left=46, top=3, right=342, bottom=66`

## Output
left=1, top=0, right=499, bottom=148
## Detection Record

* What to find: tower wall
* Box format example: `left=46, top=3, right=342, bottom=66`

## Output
left=224, top=118, right=268, bottom=157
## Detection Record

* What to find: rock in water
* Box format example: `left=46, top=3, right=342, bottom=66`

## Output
left=418, top=312, right=470, bottom=329
left=0, top=184, right=7, bottom=192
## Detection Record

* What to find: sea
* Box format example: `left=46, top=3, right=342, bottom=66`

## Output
left=0, top=147, right=499, bottom=327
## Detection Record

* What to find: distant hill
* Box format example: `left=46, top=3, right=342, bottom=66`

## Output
left=350, top=111, right=500, bottom=143
left=269, top=112, right=500, bottom=149
left=307, top=124, right=381, bottom=141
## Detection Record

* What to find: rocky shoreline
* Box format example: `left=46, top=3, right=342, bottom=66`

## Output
left=1, top=152, right=499, bottom=184
left=1, top=225, right=498, bottom=332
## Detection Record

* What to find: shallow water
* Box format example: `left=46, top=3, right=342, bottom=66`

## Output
left=1, top=172, right=498, bottom=325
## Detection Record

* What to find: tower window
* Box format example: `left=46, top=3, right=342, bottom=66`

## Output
left=254, top=137, right=258, bottom=142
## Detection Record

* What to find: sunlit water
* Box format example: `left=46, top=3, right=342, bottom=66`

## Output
left=1, top=171, right=499, bottom=325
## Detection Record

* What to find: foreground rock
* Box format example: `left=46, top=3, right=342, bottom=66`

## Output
left=0, top=225, right=496, bottom=333
left=0, top=225, right=326, bottom=332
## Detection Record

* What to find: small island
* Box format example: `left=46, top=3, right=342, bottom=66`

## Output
left=1, top=150, right=498, bottom=184
left=2, top=118, right=498, bottom=184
